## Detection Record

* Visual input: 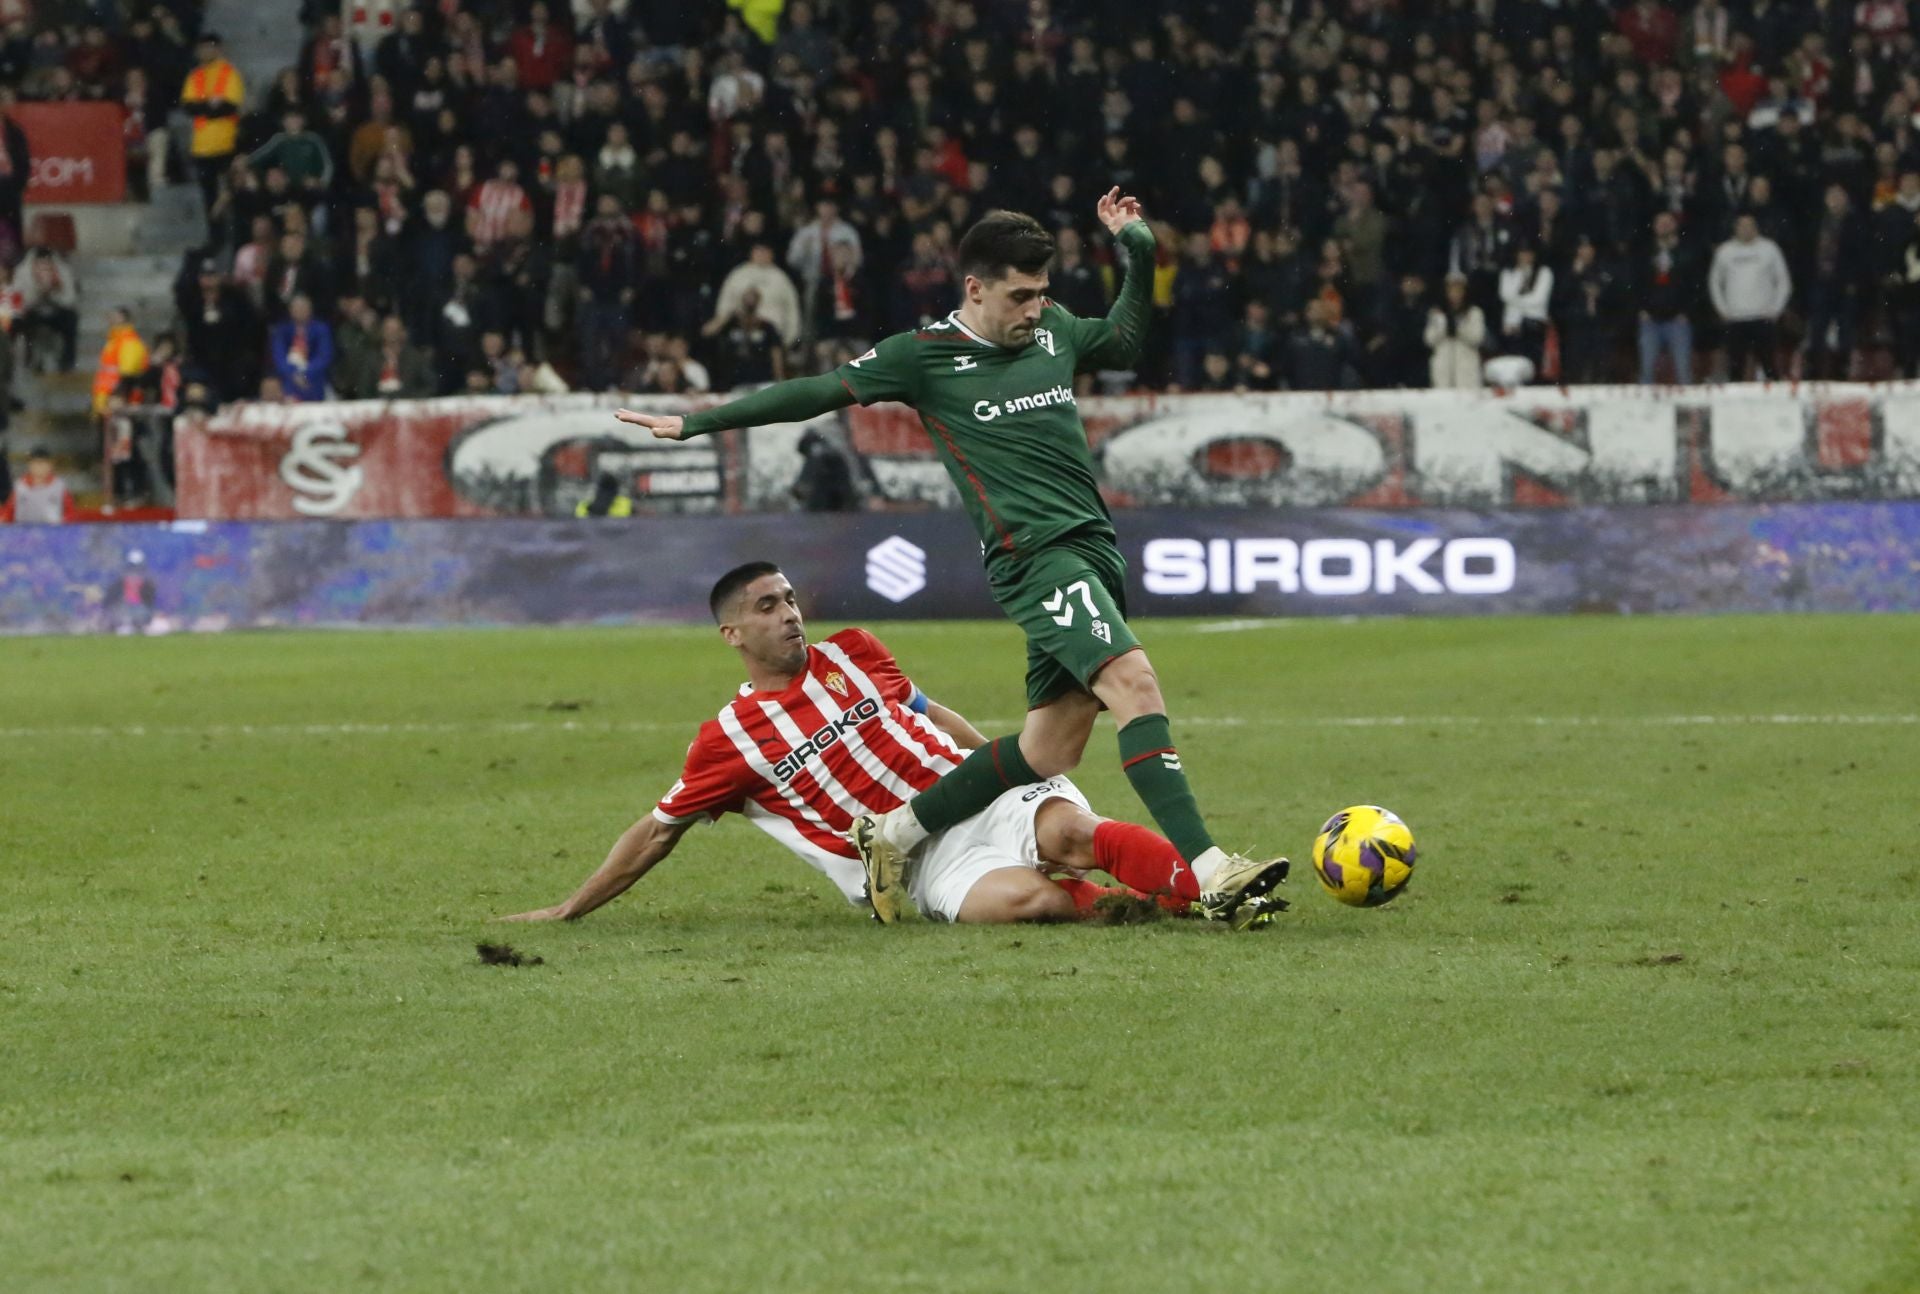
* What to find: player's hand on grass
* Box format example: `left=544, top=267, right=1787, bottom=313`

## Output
left=1095, top=186, right=1144, bottom=235
left=614, top=409, right=684, bottom=440
left=499, top=904, right=569, bottom=922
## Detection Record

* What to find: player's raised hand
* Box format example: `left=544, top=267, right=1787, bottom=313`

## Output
left=1095, top=185, right=1145, bottom=234
left=614, top=409, right=685, bottom=440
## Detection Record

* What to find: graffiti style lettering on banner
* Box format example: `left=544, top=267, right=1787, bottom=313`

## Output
left=181, top=388, right=1920, bottom=521
left=836, top=388, right=1920, bottom=511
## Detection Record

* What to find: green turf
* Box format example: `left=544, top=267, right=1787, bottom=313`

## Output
left=3, top=615, right=1918, bottom=1292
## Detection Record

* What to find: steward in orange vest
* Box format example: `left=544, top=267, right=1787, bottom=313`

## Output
left=93, top=307, right=149, bottom=414
left=180, top=32, right=245, bottom=212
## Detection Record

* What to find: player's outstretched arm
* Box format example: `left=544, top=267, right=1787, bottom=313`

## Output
left=615, top=371, right=855, bottom=440
left=500, top=813, right=692, bottom=921
left=1076, top=186, right=1157, bottom=370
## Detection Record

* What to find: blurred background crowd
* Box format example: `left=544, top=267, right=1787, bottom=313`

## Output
left=10, top=0, right=1920, bottom=424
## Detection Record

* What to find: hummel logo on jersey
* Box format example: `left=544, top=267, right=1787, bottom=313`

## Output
left=1033, top=327, right=1056, bottom=356
left=770, top=696, right=883, bottom=782
left=973, top=384, right=1077, bottom=422
left=953, top=354, right=978, bottom=371
left=823, top=670, right=849, bottom=697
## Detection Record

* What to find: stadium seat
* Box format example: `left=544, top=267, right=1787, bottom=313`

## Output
left=29, top=212, right=78, bottom=255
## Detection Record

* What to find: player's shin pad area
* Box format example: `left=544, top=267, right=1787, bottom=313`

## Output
left=3, top=616, right=1917, bottom=1293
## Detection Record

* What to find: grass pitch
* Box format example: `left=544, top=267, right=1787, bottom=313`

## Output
left=3, top=614, right=1918, bottom=1292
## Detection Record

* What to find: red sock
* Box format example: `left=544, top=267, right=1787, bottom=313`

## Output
left=1052, top=877, right=1189, bottom=915
left=1053, top=877, right=1115, bottom=912
left=1093, top=821, right=1201, bottom=900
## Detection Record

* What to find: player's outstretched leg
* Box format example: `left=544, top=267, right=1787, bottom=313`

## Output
left=1036, top=798, right=1288, bottom=928
left=850, top=733, right=1048, bottom=922
left=1098, top=654, right=1290, bottom=924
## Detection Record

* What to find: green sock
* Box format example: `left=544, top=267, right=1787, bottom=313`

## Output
left=1117, top=714, right=1216, bottom=864
left=910, top=736, right=1041, bottom=835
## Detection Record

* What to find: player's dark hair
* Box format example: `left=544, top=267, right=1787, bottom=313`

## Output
left=957, top=210, right=1055, bottom=284
left=709, top=560, right=783, bottom=622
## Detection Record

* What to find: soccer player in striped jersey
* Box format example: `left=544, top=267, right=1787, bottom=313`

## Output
left=500, top=563, right=1279, bottom=926
left=613, top=189, right=1288, bottom=928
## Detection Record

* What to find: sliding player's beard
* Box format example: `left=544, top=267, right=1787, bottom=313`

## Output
left=770, top=627, right=808, bottom=673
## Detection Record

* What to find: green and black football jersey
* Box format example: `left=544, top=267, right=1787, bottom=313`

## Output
left=678, top=219, right=1156, bottom=570
left=834, top=219, right=1157, bottom=567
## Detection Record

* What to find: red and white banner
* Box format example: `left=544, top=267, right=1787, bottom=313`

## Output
left=176, top=395, right=751, bottom=520
left=176, top=385, right=1920, bottom=521
left=8, top=104, right=127, bottom=204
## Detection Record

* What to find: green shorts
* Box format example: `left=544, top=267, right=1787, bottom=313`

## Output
left=988, top=537, right=1143, bottom=709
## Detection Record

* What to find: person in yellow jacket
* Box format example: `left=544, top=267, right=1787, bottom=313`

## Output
left=727, top=0, right=784, bottom=44
left=93, top=307, right=148, bottom=415
left=574, top=472, right=633, bottom=517
left=180, top=33, right=244, bottom=216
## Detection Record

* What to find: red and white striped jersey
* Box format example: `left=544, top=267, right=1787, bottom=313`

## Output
left=467, top=178, right=531, bottom=247
left=653, top=628, right=964, bottom=902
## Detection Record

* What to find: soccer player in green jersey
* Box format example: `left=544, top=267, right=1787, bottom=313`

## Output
left=615, top=188, right=1288, bottom=928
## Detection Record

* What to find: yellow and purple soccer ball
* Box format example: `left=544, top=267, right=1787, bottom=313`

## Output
left=1311, top=806, right=1417, bottom=907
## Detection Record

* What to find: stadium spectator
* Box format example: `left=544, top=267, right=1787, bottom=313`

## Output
left=785, top=200, right=861, bottom=340
left=575, top=196, right=636, bottom=391
left=810, top=242, right=872, bottom=342
left=1045, top=227, right=1106, bottom=322
left=1498, top=246, right=1555, bottom=376
left=265, top=229, right=328, bottom=322
left=710, top=243, right=801, bottom=348
left=2, top=445, right=74, bottom=523
left=575, top=472, right=632, bottom=518
left=1228, top=299, right=1281, bottom=392
left=1804, top=185, right=1869, bottom=379
left=180, top=33, right=244, bottom=218
left=701, top=288, right=785, bottom=389
left=1710, top=213, right=1792, bottom=380
left=112, top=0, right=1920, bottom=407
left=1371, top=275, right=1434, bottom=389
left=400, top=190, right=465, bottom=338
left=1426, top=274, right=1487, bottom=391
left=92, top=307, right=147, bottom=416
left=269, top=293, right=335, bottom=401
left=1333, top=180, right=1389, bottom=314
left=1639, top=212, right=1701, bottom=385
left=1556, top=239, right=1624, bottom=387
left=1170, top=232, right=1233, bottom=390
left=468, top=159, right=534, bottom=254
left=1284, top=299, right=1357, bottom=391
left=0, top=87, right=28, bottom=249
left=175, top=258, right=263, bottom=404
left=129, top=332, right=183, bottom=499
left=791, top=428, right=857, bottom=512
left=12, top=245, right=79, bottom=373
left=122, top=70, right=175, bottom=201
left=341, top=313, right=434, bottom=400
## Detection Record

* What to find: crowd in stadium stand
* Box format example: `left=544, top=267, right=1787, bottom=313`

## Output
left=12, top=0, right=1920, bottom=409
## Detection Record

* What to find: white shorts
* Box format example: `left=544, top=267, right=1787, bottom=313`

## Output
left=907, top=776, right=1090, bottom=922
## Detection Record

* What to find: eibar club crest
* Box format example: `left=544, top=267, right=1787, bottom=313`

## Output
left=1033, top=327, right=1056, bottom=356
left=823, top=670, right=849, bottom=697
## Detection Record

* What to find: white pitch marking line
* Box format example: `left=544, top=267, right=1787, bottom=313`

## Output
left=0, top=714, right=1914, bottom=740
